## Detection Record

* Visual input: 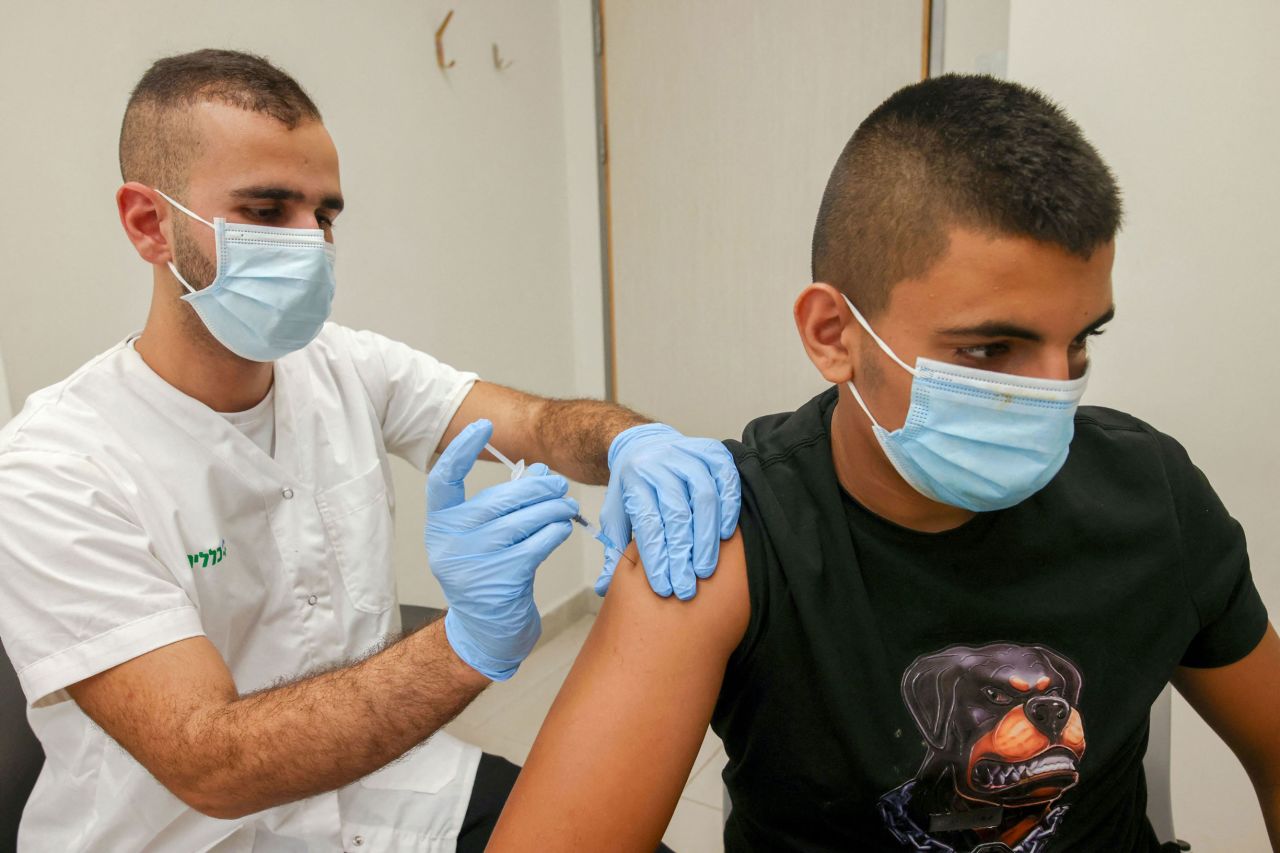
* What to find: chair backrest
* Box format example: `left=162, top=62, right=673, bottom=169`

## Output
left=1143, top=685, right=1177, bottom=844
left=1, top=348, right=40, bottom=847
left=0, top=638, right=43, bottom=849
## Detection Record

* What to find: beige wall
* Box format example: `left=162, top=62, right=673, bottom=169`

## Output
left=939, top=0, right=1010, bottom=76
left=605, top=0, right=924, bottom=440
left=0, top=345, right=10, bottom=423
left=0, top=0, right=606, bottom=613
left=1008, top=2, right=1278, bottom=848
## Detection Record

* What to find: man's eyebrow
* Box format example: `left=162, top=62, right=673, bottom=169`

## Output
left=936, top=306, right=1115, bottom=343
left=230, top=186, right=344, bottom=212
left=1073, top=306, right=1115, bottom=339
left=936, top=320, right=1045, bottom=342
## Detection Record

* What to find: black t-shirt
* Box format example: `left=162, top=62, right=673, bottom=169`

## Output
left=713, top=388, right=1268, bottom=853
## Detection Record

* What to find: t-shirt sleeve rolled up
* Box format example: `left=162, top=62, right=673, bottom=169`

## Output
left=1157, top=432, right=1269, bottom=668
left=0, top=450, right=204, bottom=707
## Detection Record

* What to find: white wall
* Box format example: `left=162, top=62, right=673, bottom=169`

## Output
left=0, top=0, right=606, bottom=613
left=604, top=0, right=924, bottom=440
left=0, top=344, right=10, bottom=424
left=939, top=0, right=1010, bottom=77
left=1007, top=3, right=1279, bottom=849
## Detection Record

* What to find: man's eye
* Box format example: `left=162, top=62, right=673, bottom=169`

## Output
left=316, top=214, right=334, bottom=228
left=245, top=207, right=281, bottom=220
left=956, top=343, right=1010, bottom=360
left=1071, top=328, right=1106, bottom=351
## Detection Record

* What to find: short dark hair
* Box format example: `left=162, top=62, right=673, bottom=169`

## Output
left=811, top=74, right=1122, bottom=316
left=119, top=49, right=322, bottom=190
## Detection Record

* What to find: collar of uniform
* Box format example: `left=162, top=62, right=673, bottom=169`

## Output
left=118, top=338, right=307, bottom=493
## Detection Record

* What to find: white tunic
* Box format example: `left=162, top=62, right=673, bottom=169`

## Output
left=0, top=323, right=481, bottom=852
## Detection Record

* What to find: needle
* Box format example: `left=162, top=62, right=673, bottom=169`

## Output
left=485, top=443, right=603, bottom=537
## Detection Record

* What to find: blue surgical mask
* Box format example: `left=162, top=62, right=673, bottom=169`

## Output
left=155, top=189, right=336, bottom=362
left=842, top=294, right=1088, bottom=512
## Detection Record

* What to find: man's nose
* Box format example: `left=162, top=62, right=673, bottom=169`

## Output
left=1027, top=351, right=1077, bottom=382
left=1025, top=695, right=1070, bottom=740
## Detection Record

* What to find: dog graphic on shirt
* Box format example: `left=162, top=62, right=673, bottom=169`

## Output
left=878, top=643, right=1086, bottom=853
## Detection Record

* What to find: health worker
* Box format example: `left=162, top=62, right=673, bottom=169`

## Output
left=0, top=49, right=738, bottom=853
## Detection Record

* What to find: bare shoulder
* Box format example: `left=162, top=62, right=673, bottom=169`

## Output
left=601, top=528, right=750, bottom=657
left=487, top=531, right=749, bottom=852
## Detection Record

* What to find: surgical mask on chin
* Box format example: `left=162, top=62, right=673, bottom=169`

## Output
left=841, top=293, right=1088, bottom=512
left=155, top=189, right=336, bottom=363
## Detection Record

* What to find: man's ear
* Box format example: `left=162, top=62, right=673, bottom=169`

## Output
left=117, top=182, right=174, bottom=266
left=794, top=283, right=858, bottom=384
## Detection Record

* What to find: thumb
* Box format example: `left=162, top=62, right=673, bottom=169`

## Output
left=597, top=475, right=631, bottom=554
left=593, top=547, right=621, bottom=597
left=428, top=420, right=493, bottom=513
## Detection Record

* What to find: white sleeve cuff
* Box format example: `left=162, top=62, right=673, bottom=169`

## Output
left=20, top=605, right=206, bottom=708
left=414, top=375, right=478, bottom=471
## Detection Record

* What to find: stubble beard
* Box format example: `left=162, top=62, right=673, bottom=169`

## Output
left=170, top=216, right=246, bottom=363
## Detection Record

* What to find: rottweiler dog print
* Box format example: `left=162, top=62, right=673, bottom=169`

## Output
left=878, top=643, right=1085, bottom=853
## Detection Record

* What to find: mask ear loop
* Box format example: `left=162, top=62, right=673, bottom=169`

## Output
left=153, top=189, right=215, bottom=295
left=840, top=292, right=918, bottom=430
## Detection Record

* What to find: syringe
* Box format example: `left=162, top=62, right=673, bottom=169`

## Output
left=485, top=443, right=603, bottom=538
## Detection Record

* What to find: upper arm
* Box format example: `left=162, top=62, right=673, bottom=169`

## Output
left=0, top=450, right=236, bottom=809
left=440, top=380, right=545, bottom=463
left=1173, top=623, right=1280, bottom=787
left=488, top=532, right=750, bottom=852
left=67, top=636, right=238, bottom=808
left=0, top=450, right=206, bottom=706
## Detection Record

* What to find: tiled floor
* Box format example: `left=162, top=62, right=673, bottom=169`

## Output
left=444, top=615, right=727, bottom=853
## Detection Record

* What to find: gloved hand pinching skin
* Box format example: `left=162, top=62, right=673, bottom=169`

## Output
left=426, top=419, right=578, bottom=681
left=595, top=423, right=742, bottom=601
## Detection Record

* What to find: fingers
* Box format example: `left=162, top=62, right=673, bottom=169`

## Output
left=682, top=462, right=721, bottom=581
left=649, top=468, right=697, bottom=600
left=596, top=477, right=632, bottom=563
left=695, top=441, right=743, bottom=539
left=511, top=519, right=575, bottom=566
left=624, top=477, right=673, bottom=598
left=593, top=559, right=617, bottom=597
left=447, top=474, right=571, bottom=529
left=481, top=496, right=580, bottom=548
left=427, top=420, right=494, bottom=513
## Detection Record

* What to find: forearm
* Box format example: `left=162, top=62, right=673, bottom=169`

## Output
left=181, top=618, right=488, bottom=818
left=531, top=397, right=650, bottom=484
left=447, top=382, right=650, bottom=485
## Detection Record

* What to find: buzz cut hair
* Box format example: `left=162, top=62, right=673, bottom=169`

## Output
left=812, top=74, right=1122, bottom=316
left=118, top=49, right=322, bottom=192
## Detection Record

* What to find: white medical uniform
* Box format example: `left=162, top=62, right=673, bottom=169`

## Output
left=0, top=323, right=482, bottom=852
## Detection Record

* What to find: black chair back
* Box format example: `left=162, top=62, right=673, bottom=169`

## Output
left=0, top=638, right=43, bottom=852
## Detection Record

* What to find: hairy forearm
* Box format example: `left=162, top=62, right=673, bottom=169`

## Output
left=533, top=397, right=650, bottom=484
left=177, top=618, right=488, bottom=818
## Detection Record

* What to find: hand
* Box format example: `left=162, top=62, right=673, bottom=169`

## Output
left=426, top=419, right=578, bottom=681
left=595, top=423, right=741, bottom=600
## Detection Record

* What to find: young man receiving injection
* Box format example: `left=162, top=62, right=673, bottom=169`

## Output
left=491, top=75, right=1278, bottom=852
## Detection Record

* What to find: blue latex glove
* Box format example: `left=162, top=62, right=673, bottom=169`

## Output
left=595, top=423, right=741, bottom=600
left=426, top=419, right=578, bottom=681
